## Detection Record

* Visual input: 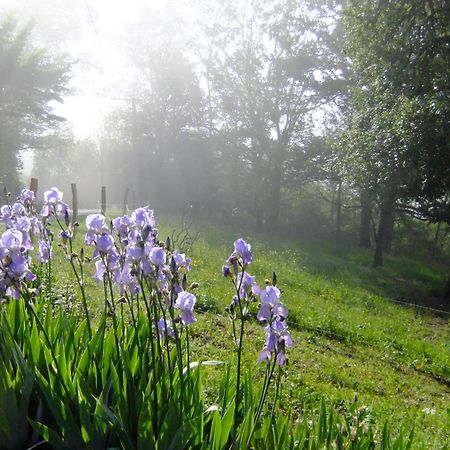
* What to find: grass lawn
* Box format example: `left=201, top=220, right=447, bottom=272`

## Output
left=174, top=218, right=449, bottom=447
left=50, top=213, right=450, bottom=448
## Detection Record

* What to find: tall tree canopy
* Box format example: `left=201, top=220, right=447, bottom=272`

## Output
left=204, top=0, right=345, bottom=230
left=0, top=17, right=69, bottom=190
left=341, top=0, right=450, bottom=265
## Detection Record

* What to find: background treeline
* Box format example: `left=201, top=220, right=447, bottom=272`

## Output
left=1, top=0, right=449, bottom=275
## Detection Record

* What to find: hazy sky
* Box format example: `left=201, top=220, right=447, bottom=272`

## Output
left=1, top=0, right=183, bottom=139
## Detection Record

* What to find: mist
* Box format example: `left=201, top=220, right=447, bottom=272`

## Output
left=0, top=2, right=449, bottom=447
left=0, top=0, right=449, bottom=268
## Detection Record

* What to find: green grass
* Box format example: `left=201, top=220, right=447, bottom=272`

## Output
left=171, top=218, right=449, bottom=448
left=48, top=213, right=450, bottom=448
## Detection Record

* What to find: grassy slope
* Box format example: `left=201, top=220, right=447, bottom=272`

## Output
left=50, top=214, right=450, bottom=447
left=170, top=218, right=450, bottom=448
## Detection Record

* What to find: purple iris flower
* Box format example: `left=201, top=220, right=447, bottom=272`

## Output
left=150, top=247, right=166, bottom=266
left=115, top=263, right=139, bottom=295
left=38, top=240, right=53, bottom=263
left=157, top=267, right=168, bottom=290
left=59, top=230, right=70, bottom=244
left=132, top=207, right=156, bottom=229
left=157, top=317, right=175, bottom=340
left=0, top=205, right=12, bottom=226
left=0, top=229, right=36, bottom=300
left=258, top=320, right=293, bottom=367
left=1, top=229, right=23, bottom=251
left=259, top=286, right=281, bottom=304
left=94, top=260, right=106, bottom=282
left=85, top=213, right=108, bottom=245
left=40, top=187, right=68, bottom=217
left=173, top=250, right=191, bottom=271
left=12, top=202, right=26, bottom=217
left=222, top=265, right=231, bottom=277
left=112, top=215, right=133, bottom=239
left=175, top=291, right=197, bottom=326
left=126, top=244, right=144, bottom=262
left=11, top=216, right=33, bottom=250
left=229, top=238, right=253, bottom=266
left=236, top=271, right=256, bottom=297
left=258, top=347, right=271, bottom=363
left=96, top=233, right=115, bottom=255
left=7, top=252, right=30, bottom=280
left=86, top=213, right=107, bottom=232
left=44, top=187, right=63, bottom=204
left=256, top=285, right=288, bottom=323
left=18, top=189, right=35, bottom=207
left=257, top=303, right=272, bottom=322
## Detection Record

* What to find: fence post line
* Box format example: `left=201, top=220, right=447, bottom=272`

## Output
left=123, top=187, right=130, bottom=215
left=101, top=186, right=106, bottom=215
left=30, top=177, right=38, bottom=196
left=71, top=183, right=78, bottom=236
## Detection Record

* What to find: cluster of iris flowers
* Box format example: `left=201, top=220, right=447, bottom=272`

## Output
left=1, top=187, right=292, bottom=367
left=223, top=238, right=293, bottom=366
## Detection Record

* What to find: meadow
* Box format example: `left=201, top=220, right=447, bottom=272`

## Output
left=1, top=197, right=449, bottom=449
left=168, top=217, right=450, bottom=447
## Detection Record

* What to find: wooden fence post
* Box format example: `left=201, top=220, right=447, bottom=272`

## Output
left=71, top=183, right=78, bottom=235
left=101, top=186, right=106, bottom=215
left=123, top=187, right=130, bottom=215
left=30, top=177, right=38, bottom=196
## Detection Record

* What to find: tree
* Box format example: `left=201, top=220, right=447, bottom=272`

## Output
left=204, top=0, right=346, bottom=231
left=0, top=16, right=69, bottom=192
left=341, top=0, right=450, bottom=266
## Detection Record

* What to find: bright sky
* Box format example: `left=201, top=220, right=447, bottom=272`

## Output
left=1, top=0, right=183, bottom=139
left=57, top=0, right=160, bottom=139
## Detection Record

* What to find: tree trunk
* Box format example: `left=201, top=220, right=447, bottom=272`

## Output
left=373, top=232, right=384, bottom=267
left=359, top=189, right=372, bottom=248
left=255, top=206, right=263, bottom=232
left=269, top=168, right=282, bottom=231
left=373, top=197, right=395, bottom=267
left=335, top=181, right=342, bottom=246
left=383, top=206, right=395, bottom=253
left=431, top=222, right=441, bottom=260
left=444, top=272, right=450, bottom=301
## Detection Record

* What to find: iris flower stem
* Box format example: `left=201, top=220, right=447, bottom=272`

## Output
left=127, top=294, right=140, bottom=344
left=54, top=213, right=92, bottom=339
left=103, top=277, right=108, bottom=317
left=233, top=263, right=246, bottom=435
left=156, top=295, right=175, bottom=397
left=21, top=294, right=76, bottom=412
left=185, top=325, right=191, bottom=389
left=270, top=366, right=283, bottom=425
left=139, top=276, right=160, bottom=437
left=168, top=288, right=185, bottom=419
left=47, top=252, right=52, bottom=298
left=102, top=256, right=120, bottom=353
left=253, top=355, right=277, bottom=432
left=144, top=278, right=164, bottom=366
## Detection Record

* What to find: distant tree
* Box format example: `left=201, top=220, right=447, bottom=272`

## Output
left=341, top=0, right=450, bottom=266
left=0, top=17, right=69, bottom=192
left=205, top=0, right=347, bottom=231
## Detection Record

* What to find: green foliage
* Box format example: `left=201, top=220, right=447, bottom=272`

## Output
left=0, top=296, right=407, bottom=450
left=0, top=16, right=69, bottom=191
left=1, top=240, right=437, bottom=450
left=341, top=0, right=450, bottom=207
left=188, top=220, right=449, bottom=447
